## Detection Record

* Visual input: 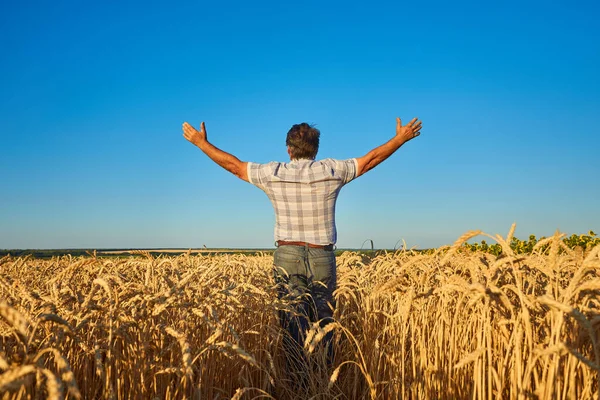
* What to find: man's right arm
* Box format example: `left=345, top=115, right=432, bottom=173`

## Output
left=355, top=117, right=422, bottom=177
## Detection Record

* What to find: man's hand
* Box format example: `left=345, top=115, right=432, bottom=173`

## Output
left=182, top=122, right=207, bottom=147
left=356, top=116, right=423, bottom=177
left=395, top=117, right=422, bottom=144
left=181, top=121, right=249, bottom=181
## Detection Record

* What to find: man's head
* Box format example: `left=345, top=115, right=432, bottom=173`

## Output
left=286, top=123, right=320, bottom=160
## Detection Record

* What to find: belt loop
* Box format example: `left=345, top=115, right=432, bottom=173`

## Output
left=274, top=241, right=279, bottom=248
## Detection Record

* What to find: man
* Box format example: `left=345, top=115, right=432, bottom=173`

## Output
left=182, top=117, right=422, bottom=377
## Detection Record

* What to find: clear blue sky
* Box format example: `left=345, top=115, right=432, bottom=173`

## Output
left=1, top=0, right=599, bottom=249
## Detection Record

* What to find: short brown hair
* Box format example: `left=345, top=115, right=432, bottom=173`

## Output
left=286, top=123, right=320, bottom=160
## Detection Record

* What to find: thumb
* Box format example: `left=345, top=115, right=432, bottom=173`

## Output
left=200, top=122, right=206, bottom=132
left=396, top=117, right=402, bottom=126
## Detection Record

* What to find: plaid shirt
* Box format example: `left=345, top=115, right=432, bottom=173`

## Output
left=247, top=158, right=358, bottom=245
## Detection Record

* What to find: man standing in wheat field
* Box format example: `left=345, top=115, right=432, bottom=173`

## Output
left=182, top=117, right=422, bottom=381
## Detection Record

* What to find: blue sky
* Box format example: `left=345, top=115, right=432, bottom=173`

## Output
left=1, top=0, right=599, bottom=249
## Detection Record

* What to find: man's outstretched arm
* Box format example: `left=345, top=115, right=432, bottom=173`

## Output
left=182, top=122, right=249, bottom=182
left=355, top=117, right=422, bottom=177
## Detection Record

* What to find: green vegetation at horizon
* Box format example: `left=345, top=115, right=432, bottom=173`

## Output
left=2, top=231, right=598, bottom=259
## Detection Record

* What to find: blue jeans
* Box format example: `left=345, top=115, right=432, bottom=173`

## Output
left=273, top=244, right=337, bottom=378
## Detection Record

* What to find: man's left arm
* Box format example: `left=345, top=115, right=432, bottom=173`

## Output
left=182, top=122, right=249, bottom=182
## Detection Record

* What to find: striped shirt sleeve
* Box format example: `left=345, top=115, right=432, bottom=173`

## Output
left=331, top=158, right=359, bottom=184
left=247, top=162, right=277, bottom=191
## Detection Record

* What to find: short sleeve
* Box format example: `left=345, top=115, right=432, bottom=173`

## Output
left=330, top=158, right=358, bottom=184
left=247, top=162, right=278, bottom=191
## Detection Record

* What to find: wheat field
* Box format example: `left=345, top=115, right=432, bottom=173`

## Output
left=1, top=227, right=599, bottom=399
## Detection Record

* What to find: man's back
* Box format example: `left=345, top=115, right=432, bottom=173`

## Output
left=248, top=158, right=358, bottom=245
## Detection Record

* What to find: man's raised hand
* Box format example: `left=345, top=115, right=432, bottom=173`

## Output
left=395, top=117, right=422, bottom=143
left=182, top=122, right=207, bottom=146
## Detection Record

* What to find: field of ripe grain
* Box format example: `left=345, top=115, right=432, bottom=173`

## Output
left=1, top=229, right=599, bottom=400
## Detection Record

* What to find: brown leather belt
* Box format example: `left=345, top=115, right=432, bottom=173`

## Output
left=276, top=240, right=334, bottom=251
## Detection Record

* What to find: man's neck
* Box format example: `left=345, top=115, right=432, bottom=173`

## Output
left=290, top=157, right=315, bottom=162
